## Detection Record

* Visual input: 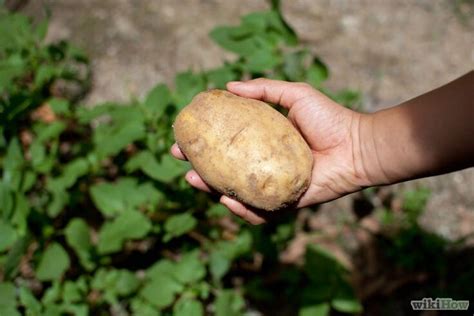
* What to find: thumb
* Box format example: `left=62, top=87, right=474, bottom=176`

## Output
left=227, top=78, right=317, bottom=109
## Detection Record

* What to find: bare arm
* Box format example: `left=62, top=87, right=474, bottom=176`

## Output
left=356, top=70, right=474, bottom=186
left=172, top=72, right=473, bottom=224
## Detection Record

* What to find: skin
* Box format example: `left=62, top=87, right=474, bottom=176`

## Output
left=171, top=71, right=474, bottom=224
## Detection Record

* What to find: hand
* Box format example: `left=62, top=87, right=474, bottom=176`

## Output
left=171, top=78, right=371, bottom=224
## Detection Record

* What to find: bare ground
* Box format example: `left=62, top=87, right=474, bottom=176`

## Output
left=23, top=0, right=474, bottom=240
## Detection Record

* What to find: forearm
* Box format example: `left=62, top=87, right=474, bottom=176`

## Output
left=358, top=70, right=474, bottom=186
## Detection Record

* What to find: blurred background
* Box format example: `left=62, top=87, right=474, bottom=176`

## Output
left=1, top=0, right=473, bottom=315
left=22, top=0, right=474, bottom=243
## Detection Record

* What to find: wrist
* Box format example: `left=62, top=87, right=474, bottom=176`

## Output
left=351, top=112, right=392, bottom=187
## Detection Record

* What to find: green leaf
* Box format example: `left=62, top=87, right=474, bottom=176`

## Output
left=97, top=210, right=152, bottom=254
left=330, top=277, right=362, bottom=313
left=2, top=138, right=23, bottom=171
left=0, top=13, right=35, bottom=51
left=209, top=10, right=296, bottom=58
left=206, top=204, right=229, bottom=218
left=35, top=64, right=59, bottom=87
left=206, top=66, right=238, bottom=89
left=0, top=282, right=17, bottom=308
left=283, top=50, right=308, bottom=81
left=48, top=98, right=70, bottom=115
left=265, top=10, right=298, bottom=45
left=143, top=258, right=206, bottom=308
left=60, top=158, right=89, bottom=187
left=46, top=189, right=69, bottom=218
left=147, top=259, right=175, bottom=279
left=66, top=43, right=89, bottom=63
left=36, top=242, right=70, bottom=281
left=209, top=25, right=258, bottom=56
left=35, top=121, right=66, bottom=143
left=131, top=298, right=161, bottom=316
left=331, top=298, right=363, bottom=314
left=215, top=230, right=253, bottom=260
left=30, top=142, right=47, bottom=172
left=61, top=304, right=89, bottom=316
left=47, top=158, right=89, bottom=191
left=304, top=244, right=347, bottom=285
left=7, top=188, right=28, bottom=226
left=0, top=182, right=14, bottom=216
left=140, top=274, right=183, bottom=309
left=91, top=107, right=146, bottom=159
left=299, top=303, right=330, bottom=316
left=19, top=286, right=41, bottom=315
left=0, top=306, right=20, bottom=316
left=403, top=187, right=430, bottom=222
left=163, top=213, right=197, bottom=242
left=94, top=119, right=146, bottom=159
left=306, top=58, right=329, bottom=88
left=0, top=55, right=26, bottom=93
left=63, top=281, right=84, bottom=304
left=241, top=12, right=269, bottom=32
left=0, top=221, right=17, bottom=251
left=114, top=270, right=140, bottom=296
left=144, top=83, right=172, bottom=119
left=34, top=19, right=49, bottom=41
left=174, top=251, right=206, bottom=284
left=243, top=47, right=281, bottom=73
left=195, top=282, right=211, bottom=300
left=126, top=151, right=188, bottom=182
left=90, top=178, right=161, bottom=217
left=90, top=182, right=127, bottom=216
left=43, top=304, right=62, bottom=316
left=75, top=103, right=116, bottom=123
left=301, top=283, right=333, bottom=303
left=173, top=298, right=204, bottom=316
left=209, top=250, right=231, bottom=281
left=2, top=138, right=24, bottom=190
left=91, top=269, right=140, bottom=300
left=174, top=71, right=206, bottom=108
left=271, top=222, right=294, bottom=244
left=20, top=171, right=36, bottom=192
left=64, top=218, right=94, bottom=271
left=3, top=235, right=30, bottom=278
left=214, top=290, right=245, bottom=316
left=42, top=281, right=61, bottom=304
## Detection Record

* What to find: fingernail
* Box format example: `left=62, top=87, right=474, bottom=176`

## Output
left=220, top=195, right=232, bottom=206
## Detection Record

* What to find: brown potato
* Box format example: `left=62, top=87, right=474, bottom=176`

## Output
left=173, top=90, right=313, bottom=211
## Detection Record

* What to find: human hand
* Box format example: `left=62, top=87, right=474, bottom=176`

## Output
left=171, top=78, right=373, bottom=224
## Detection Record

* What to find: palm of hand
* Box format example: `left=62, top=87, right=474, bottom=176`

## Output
left=287, top=91, right=361, bottom=207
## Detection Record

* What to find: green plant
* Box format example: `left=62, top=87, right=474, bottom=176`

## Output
left=0, top=7, right=90, bottom=147
left=0, top=2, right=362, bottom=315
left=378, top=188, right=448, bottom=273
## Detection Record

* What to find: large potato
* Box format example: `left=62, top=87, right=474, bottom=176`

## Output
left=173, top=90, right=313, bottom=211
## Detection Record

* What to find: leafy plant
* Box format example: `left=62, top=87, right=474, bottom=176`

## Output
left=378, top=188, right=448, bottom=273
left=0, top=2, right=363, bottom=315
left=0, top=7, right=90, bottom=147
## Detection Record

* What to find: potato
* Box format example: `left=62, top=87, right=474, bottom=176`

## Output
left=173, top=90, right=313, bottom=211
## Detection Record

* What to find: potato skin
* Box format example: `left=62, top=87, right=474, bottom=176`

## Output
left=173, top=90, right=313, bottom=211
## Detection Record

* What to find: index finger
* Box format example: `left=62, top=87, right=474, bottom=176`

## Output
left=226, top=78, right=318, bottom=109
